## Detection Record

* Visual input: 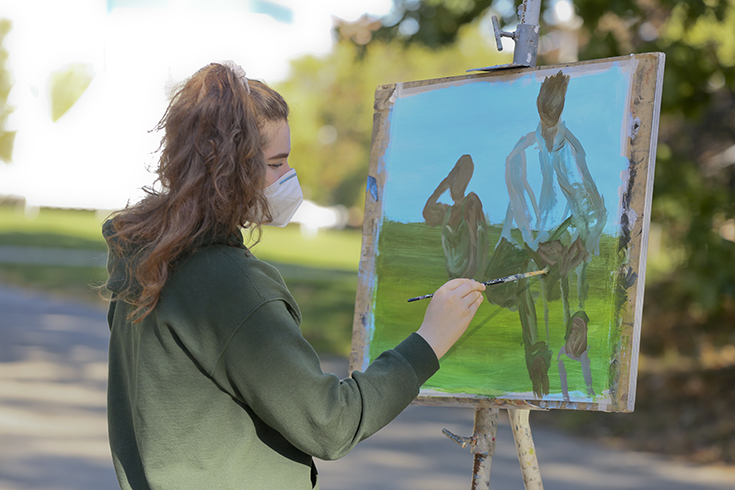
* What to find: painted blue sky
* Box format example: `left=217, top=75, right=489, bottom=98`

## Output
left=380, top=61, right=634, bottom=236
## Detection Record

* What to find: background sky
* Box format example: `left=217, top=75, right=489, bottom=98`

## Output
left=380, top=59, right=637, bottom=236
left=0, top=0, right=392, bottom=210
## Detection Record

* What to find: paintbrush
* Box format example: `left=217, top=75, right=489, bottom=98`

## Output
left=406, top=267, right=549, bottom=302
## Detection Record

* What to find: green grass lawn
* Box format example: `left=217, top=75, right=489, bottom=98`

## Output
left=0, top=205, right=109, bottom=247
left=0, top=205, right=363, bottom=269
left=0, top=205, right=362, bottom=356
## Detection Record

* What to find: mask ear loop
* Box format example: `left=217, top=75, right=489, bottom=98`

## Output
left=217, top=60, right=250, bottom=94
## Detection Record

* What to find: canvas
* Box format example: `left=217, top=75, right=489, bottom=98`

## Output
left=351, top=54, right=665, bottom=412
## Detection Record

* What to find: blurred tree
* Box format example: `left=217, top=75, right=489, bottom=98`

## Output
left=360, top=0, right=735, bottom=324
left=0, top=18, right=15, bottom=163
left=48, top=62, right=94, bottom=122
left=274, top=20, right=509, bottom=218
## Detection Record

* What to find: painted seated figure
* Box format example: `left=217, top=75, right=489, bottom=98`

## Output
left=423, top=154, right=489, bottom=281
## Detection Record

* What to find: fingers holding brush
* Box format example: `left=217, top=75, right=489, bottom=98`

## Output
left=416, top=279, right=485, bottom=359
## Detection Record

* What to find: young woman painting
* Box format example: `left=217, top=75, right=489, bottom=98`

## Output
left=103, top=61, right=485, bottom=489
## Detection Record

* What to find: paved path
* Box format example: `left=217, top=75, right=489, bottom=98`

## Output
left=1, top=284, right=734, bottom=490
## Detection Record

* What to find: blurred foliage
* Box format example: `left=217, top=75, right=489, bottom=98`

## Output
left=48, top=62, right=94, bottom=122
left=0, top=18, right=15, bottom=163
left=274, top=22, right=510, bottom=212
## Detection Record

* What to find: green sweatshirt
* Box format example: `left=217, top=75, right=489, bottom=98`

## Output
left=104, top=223, right=440, bottom=490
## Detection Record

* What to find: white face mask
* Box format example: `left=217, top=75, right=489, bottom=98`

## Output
left=263, top=169, right=304, bottom=227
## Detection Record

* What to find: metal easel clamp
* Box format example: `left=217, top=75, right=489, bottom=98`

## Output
left=468, top=0, right=542, bottom=72
left=491, top=15, right=514, bottom=51
left=442, top=428, right=474, bottom=449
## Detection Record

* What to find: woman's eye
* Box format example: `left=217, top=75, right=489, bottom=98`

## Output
left=268, top=163, right=283, bottom=169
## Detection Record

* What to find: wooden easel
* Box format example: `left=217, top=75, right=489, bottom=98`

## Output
left=442, top=407, right=543, bottom=489
left=441, top=2, right=546, bottom=487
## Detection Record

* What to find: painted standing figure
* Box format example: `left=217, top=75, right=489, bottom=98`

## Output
left=486, top=71, right=607, bottom=398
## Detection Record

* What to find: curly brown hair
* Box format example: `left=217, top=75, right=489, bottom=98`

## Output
left=104, top=62, right=289, bottom=321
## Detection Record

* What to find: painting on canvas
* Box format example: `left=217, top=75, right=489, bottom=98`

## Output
left=351, top=54, right=665, bottom=412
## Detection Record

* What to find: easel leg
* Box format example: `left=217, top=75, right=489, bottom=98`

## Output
left=470, top=407, right=498, bottom=490
left=508, top=409, right=544, bottom=489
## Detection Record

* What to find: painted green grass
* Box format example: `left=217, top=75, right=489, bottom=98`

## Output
left=368, top=219, right=625, bottom=401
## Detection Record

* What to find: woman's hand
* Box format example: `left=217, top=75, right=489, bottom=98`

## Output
left=416, top=278, right=485, bottom=359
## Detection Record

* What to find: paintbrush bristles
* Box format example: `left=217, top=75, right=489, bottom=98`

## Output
left=406, top=268, right=549, bottom=303
left=481, top=267, right=549, bottom=286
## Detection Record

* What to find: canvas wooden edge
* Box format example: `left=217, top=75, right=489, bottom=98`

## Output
left=613, top=52, right=666, bottom=411
left=349, top=84, right=397, bottom=375
left=349, top=54, right=666, bottom=413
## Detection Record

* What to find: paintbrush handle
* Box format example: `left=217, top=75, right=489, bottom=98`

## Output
left=406, top=293, right=434, bottom=302
left=406, top=268, right=548, bottom=303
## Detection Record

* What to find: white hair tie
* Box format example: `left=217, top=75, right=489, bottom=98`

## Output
left=218, top=60, right=250, bottom=94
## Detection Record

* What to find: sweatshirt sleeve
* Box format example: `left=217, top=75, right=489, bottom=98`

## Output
left=211, top=298, right=439, bottom=461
